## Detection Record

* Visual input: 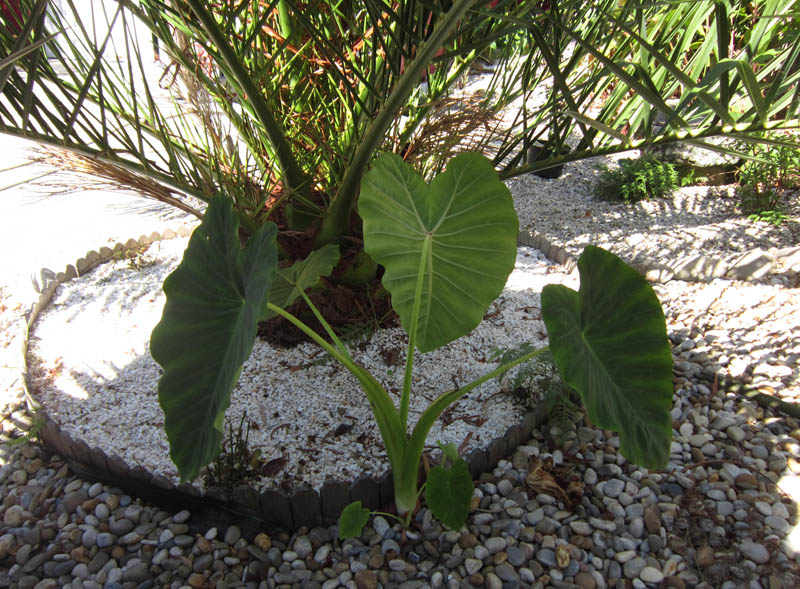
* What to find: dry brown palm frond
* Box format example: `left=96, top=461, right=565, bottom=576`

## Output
left=401, top=94, right=506, bottom=177
left=34, top=147, right=203, bottom=219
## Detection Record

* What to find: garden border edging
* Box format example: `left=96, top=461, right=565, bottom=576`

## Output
left=20, top=229, right=551, bottom=533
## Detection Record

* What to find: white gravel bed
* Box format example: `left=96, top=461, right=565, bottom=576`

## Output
left=509, top=153, right=800, bottom=269
left=27, top=237, right=578, bottom=491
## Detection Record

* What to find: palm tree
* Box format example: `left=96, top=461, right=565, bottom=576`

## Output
left=2, top=0, right=798, bottom=275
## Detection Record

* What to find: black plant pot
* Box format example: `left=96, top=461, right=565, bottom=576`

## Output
left=527, top=143, right=569, bottom=179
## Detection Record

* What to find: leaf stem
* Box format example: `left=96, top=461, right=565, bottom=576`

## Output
left=265, top=302, right=406, bottom=471
left=296, top=289, right=353, bottom=362
left=399, top=345, right=551, bottom=495
left=184, top=0, right=309, bottom=199
left=314, top=0, right=479, bottom=246
left=400, top=234, right=432, bottom=432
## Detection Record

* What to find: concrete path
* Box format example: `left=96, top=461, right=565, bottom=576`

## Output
left=0, top=135, right=198, bottom=298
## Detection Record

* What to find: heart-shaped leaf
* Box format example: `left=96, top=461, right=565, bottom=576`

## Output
left=261, top=243, right=340, bottom=319
left=425, top=458, right=474, bottom=530
left=359, top=153, right=518, bottom=352
left=338, top=501, right=371, bottom=539
left=541, top=246, right=673, bottom=469
left=151, top=196, right=278, bottom=481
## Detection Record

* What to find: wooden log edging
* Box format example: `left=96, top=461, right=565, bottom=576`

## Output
left=518, top=229, right=578, bottom=273
left=20, top=230, right=554, bottom=533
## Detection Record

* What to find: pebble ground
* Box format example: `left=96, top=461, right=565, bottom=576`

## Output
left=1, top=269, right=799, bottom=588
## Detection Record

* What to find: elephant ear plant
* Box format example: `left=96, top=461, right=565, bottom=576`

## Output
left=152, top=153, right=673, bottom=536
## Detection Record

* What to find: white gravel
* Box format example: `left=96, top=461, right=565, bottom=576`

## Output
left=510, top=153, right=799, bottom=268
left=27, top=238, right=578, bottom=491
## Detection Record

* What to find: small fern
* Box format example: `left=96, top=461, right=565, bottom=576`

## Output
left=593, top=154, right=680, bottom=202
left=544, top=390, right=583, bottom=445
left=494, top=344, right=583, bottom=442
left=4, top=412, right=46, bottom=448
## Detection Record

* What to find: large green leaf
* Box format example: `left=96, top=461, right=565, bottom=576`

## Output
left=359, top=153, right=519, bottom=352
left=541, top=246, right=673, bottom=469
left=151, top=196, right=278, bottom=481
left=261, top=244, right=340, bottom=320
left=425, top=458, right=474, bottom=530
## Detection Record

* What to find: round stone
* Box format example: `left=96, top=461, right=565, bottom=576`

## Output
left=536, top=548, right=556, bottom=567
left=569, top=521, right=592, bottom=536
left=506, top=546, right=526, bottom=567
left=193, top=553, right=213, bottom=573
left=640, top=567, right=664, bottom=584
left=81, top=528, right=98, bottom=548
left=96, top=533, right=114, bottom=548
left=3, top=505, right=24, bottom=527
left=717, top=501, right=734, bottom=517
left=726, top=426, right=746, bottom=442
left=464, top=558, right=483, bottom=575
left=603, top=479, right=625, bottom=498
left=254, top=533, right=271, bottom=551
left=372, top=516, right=390, bottom=537
left=695, top=545, right=714, bottom=567
left=495, top=562, right=520, bottom=582
left=739, top=542, right=769, bottom=564
left=109, top=519, right=134, bottom=535
left=473, top=545, right=489, bottom=561
left=764, top=515, right=789, bottom=533
left=497, top=479, right=514, bottom=496
left=122, top=562, right=150, bottom=582
left=94, top=503, right=109, bottom=520
left=224, top=525, right=241, bottom=545
left=484, top=537, right=507, bottom=554
left=314, top=545, right=330, bottom=564
left=72, top=563, right=89, bottom=578
left=294, top=536, right=313, bottom=559
left=624, top=556, right=647, bottom=579
left=575, top=571, right=597, bottom=589
left=0, top=534, right=15, bottom=558
left=159, top=528, right=175, bottom=544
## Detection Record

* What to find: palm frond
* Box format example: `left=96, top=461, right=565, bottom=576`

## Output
left=2, top=0, right=799, bottom=244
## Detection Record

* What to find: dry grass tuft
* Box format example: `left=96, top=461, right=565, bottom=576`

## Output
left=399, top=93, right=505, bottom=176
left=34, top=146, right=203, bottom=219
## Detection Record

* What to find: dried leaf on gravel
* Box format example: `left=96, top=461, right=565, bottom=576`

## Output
left=524, top=457, right=584, bottom=508
left=525, top=457, right=568, bottom=504
left=261, top=456, right=288, bottom=477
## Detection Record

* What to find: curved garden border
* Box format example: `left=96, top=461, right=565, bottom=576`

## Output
left=22, top=227, right=796, bottom=531
left=20, top=228, right=556, bottom=532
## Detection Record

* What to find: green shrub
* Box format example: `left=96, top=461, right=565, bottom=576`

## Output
left=736, top=137, right=800, bottom=223
left=593, top=154, right=680, bottom=203
left=748, top=210, right=789, bottom=226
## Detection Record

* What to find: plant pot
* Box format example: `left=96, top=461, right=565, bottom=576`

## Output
left=21, top=232, right=551, bottom=533
left=527, top=142, right=570, bottom=179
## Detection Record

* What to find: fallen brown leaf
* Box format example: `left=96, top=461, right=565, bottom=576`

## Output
left=525, top=457, right=569, bottom=505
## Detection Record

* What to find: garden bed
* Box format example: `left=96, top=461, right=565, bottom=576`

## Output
left=23, top=232, right=572, bottom=529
